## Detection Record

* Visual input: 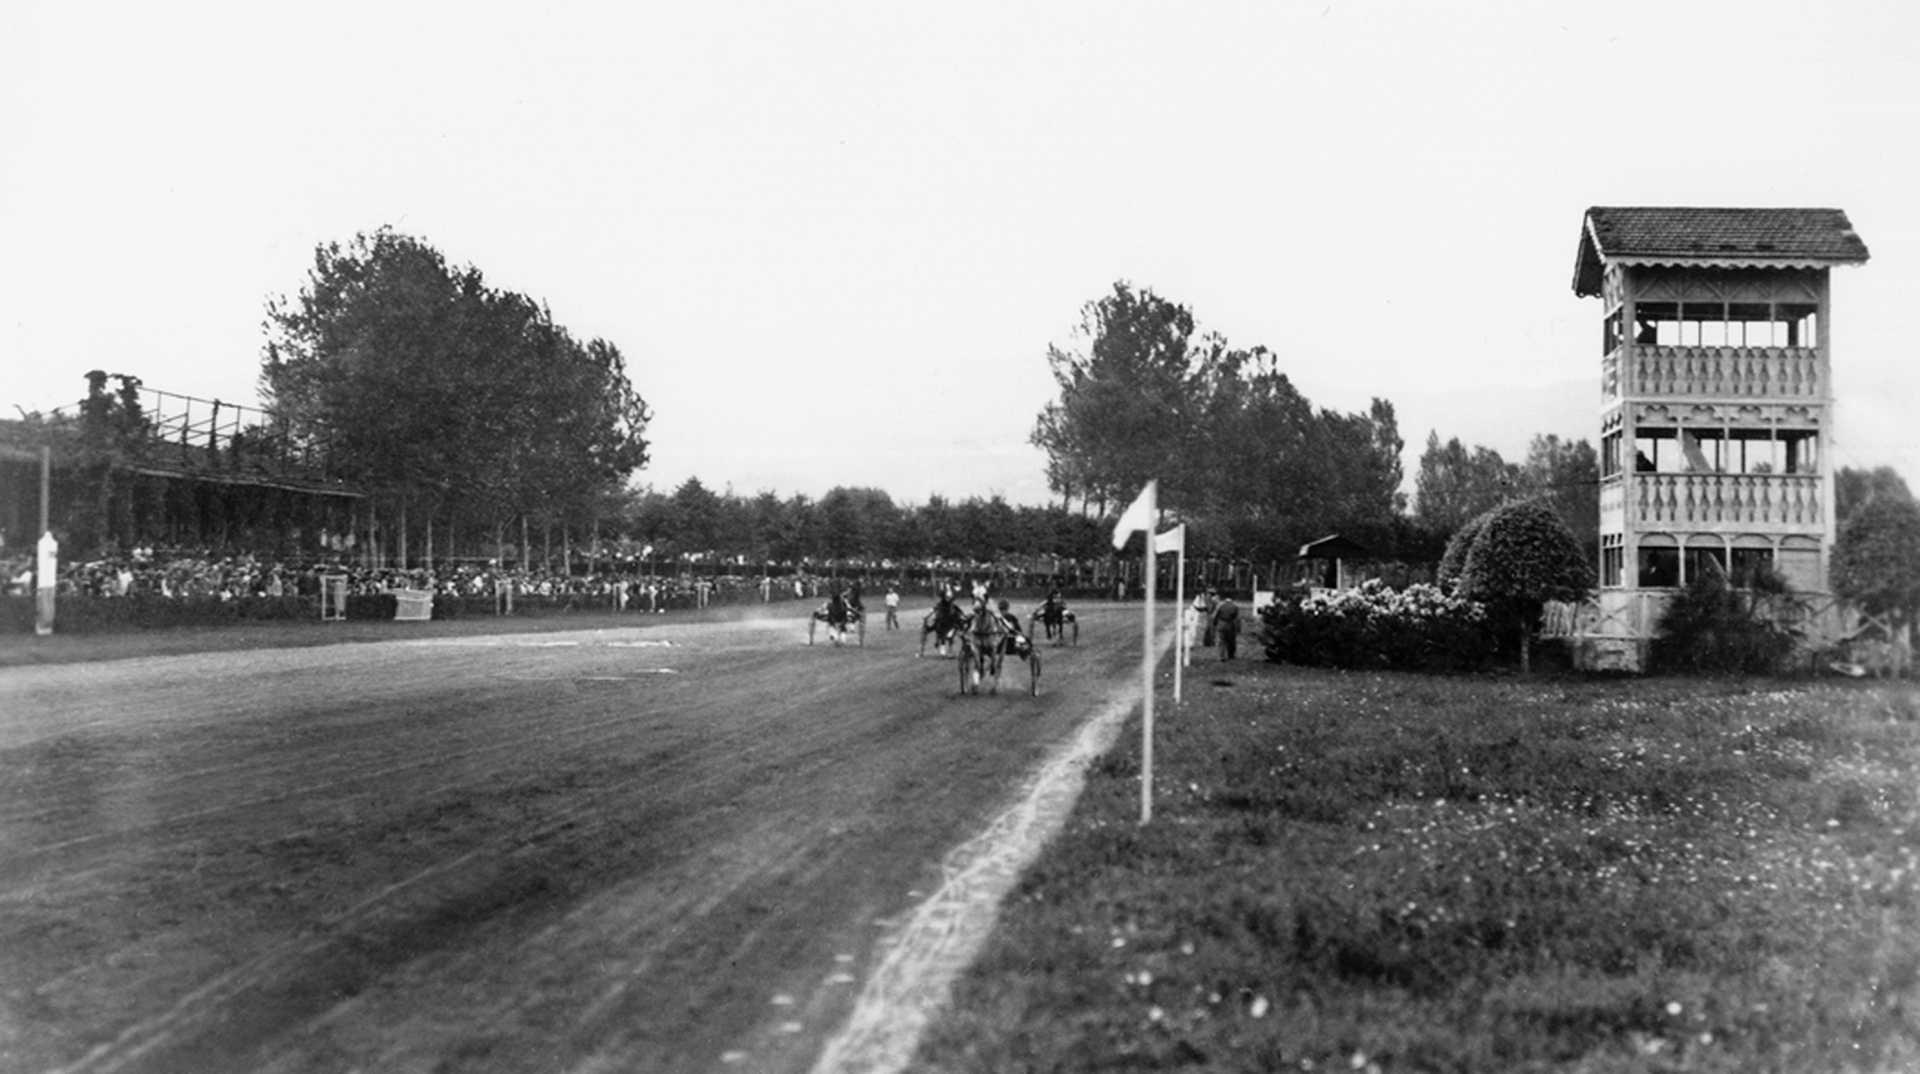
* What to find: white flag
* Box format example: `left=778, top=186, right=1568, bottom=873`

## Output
left=1111, top=481, right=1157, bottom=550
left=1156, top=524, right=1185, bottom=555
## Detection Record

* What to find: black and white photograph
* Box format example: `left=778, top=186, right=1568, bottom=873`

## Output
left=3, top=3, right=1918, bottom=1071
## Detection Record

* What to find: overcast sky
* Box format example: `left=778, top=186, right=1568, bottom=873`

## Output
left=4, top=2, right=1917, bottom=508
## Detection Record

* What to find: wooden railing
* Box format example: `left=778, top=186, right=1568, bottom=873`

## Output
left=1632, top=473, right=1823, bottom=529
left=1607, top=346, right=1822, bottom=399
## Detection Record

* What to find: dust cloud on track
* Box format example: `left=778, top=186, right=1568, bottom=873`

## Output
left=0, top=602, right=1146, bottom=1073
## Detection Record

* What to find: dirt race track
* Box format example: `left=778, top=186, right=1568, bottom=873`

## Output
left=0, top=602, right=1145, bottom=1074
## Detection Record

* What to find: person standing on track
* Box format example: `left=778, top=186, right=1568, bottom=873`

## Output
left=1211, top=592, right=1242, bottom=661
left=884, top=585, right=900, bottom=630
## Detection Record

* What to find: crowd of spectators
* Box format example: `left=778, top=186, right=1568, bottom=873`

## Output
left=0, top=545, right=854, bottom=612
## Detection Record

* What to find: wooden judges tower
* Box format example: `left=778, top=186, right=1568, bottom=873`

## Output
left=1570, top=206, right=1869, bottom=669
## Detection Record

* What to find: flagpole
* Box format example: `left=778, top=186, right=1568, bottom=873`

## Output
left=1109, top=480, right=1159, bottom=827
left=1141, top=521, right=1154, bottom=825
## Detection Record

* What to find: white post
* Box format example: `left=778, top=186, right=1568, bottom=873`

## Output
left=1110, top=481, right=1160, bottom=826
left=35, top=530, right=58, bottom=636
left=1141, top=523, right=1155, bottom=825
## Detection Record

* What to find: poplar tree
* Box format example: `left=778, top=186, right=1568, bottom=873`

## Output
left=260, top=229, right=650, bottom=551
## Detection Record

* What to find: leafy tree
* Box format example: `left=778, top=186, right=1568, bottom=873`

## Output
left=1436, top=508, right=1495, bottom=591
left=1518, top=434, right=1599, bottom=558
left=743, top=491, right=791, bottom=564
left=819, top=487, right=901, bottom=563
left=1217, top=379, right=1404, bottom=563
left=912, top=495, right=959, bottom=562
left=1457, top=499, right=1594, bottom=671
left=1414, top=432, right=1520, bottom=534
left=1034, top=284, right=1410, bottom=568
left=670, top=477, right=724, bottom=557
left=1032, top=282, right=1200, bottom=517
left=782, top=493, right=822, bottom=562
left=1836, top=465, right=1914, bottom=526
left=1832, top=492, right=1920, bottom=657
left=260, top=228, right=650, bottom=553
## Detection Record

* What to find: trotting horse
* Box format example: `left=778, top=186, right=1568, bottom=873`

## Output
left=919, top=590, right=966, bottom=657
left=956, top=596, right=1041, bottom=696
left=1030, top=595, right=1078, bottom=646
left=808, top=592, right=865, bottom=646
left=957, top=596, right=1005, bottom=695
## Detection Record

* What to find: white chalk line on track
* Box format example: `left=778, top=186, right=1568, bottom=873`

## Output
left=808, top=628, right=1172, bottom=1074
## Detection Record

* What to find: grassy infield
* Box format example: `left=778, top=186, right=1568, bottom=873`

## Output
left=914, top=654, right=1920, bottom=1072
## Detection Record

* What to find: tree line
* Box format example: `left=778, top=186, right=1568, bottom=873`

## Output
left=612, top=480, right=1110, bottom=568
left=1031, top=283, right=1409, bottom=566
left=1028, top=282, right=1612, bottom=569
left=258, top=229, right=651, bottom=557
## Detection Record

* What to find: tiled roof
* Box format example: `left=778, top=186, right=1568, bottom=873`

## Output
left=1572, top=207, right=1868, bottom=296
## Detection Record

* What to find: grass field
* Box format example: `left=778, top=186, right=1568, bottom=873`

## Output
left=913, top=661, right=1920, bottom=1073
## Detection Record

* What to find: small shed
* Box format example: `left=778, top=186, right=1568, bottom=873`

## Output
left=1297, top=534, right=1373, bottom=590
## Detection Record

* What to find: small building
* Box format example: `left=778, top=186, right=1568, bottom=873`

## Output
left=1569, top=206, right=1869, bottom=669
left=1296, top=533, right=1373, bottom=591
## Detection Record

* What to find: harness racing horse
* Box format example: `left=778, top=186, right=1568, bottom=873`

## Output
left=919, top=593, right=965, bottom=657
left=957, top=597, right=1004, bottom=694
left=957, top=598, right=1042, bottom=696
left=1029, top=595, right=1078, bottom=646
left=808, top=593, right=865, bottom=646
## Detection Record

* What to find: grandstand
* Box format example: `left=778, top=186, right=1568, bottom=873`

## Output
left=0, top=375, right=361, bottom=555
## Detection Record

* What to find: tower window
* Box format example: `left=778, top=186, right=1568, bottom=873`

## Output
left=1685, top=546, right=1729, bottom=584
left=1730, top=547, right=1776, bottom=586
left=1638, top=543, right=1679, bottom=587
left=1631, top=301, right=1818, bottom=348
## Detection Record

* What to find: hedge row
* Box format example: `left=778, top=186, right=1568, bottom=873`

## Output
left=1259, top=580, right=1495, bottom=672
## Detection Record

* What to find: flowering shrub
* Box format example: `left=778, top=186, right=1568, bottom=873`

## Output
left=1260, top=579, right=1492, bottom=671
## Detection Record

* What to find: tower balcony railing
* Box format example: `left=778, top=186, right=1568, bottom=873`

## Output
left=1629, top=472, right=1823, bottom=530
left=1603, top=346, right=1822, bottom=401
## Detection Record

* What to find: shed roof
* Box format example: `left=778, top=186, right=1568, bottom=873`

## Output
left=1297, top=534, right=1373, bottom=561
left=1572, top=207, right=1868, bottom=297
